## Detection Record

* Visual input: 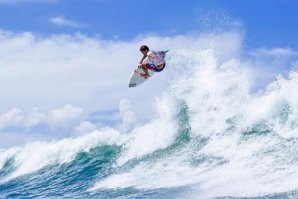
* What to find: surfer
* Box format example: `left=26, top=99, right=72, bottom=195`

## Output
left=138, top=45, right=167, bottom=78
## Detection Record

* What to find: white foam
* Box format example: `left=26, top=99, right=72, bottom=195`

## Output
left=0, top=128, right=123, bottom=182
left=90, top=46, right=298, bottom=198
left=117, top=95, right=179, bottom=166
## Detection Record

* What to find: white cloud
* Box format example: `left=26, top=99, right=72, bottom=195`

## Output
left=0, top=108, right=24, bottom=129
left=116, top=99, right=137, bottom=132
left=249, top=48, right=298, bottom=57
left=0, top=104, right=106, bottom=148
left=49, top=16, right=83, bottom=28
left=47, top=104, right=84, bottom=126
left=0, top=104, right=84, bottom=130
left=74, top=121, right=98, bottom=135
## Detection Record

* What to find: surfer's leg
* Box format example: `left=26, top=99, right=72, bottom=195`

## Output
left=155, top=63, right=166, bottom=72
left=140, top=63, right=150, bottom=77
left=145, top=63, right=158, bottom=72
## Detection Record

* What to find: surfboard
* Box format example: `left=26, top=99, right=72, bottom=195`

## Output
left=128, top=65, right=154, bottom=88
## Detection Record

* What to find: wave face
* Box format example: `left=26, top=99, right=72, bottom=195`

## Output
left=1, top=44, right=298, bottom=199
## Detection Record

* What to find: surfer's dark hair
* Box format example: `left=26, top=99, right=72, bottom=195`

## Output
left=140, top=45, right=149, bottom=52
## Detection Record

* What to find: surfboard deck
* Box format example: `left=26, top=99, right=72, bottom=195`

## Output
left=128, top=65, right=154, bottom=88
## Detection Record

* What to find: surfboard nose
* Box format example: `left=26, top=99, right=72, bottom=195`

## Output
left=129, top=83, right=136, bottom=87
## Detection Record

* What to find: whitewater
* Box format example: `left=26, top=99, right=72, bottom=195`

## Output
left=1, top=35, right=298, bottom=199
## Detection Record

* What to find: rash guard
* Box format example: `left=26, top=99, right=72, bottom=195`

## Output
left=146, top=50, right=165, bottom=66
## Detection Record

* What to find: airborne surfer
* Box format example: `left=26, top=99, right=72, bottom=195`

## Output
left=138, top=45, right=168, bottom=78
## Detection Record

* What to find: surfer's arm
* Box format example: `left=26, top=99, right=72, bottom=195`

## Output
left=139, top=55, right=147, bottom=64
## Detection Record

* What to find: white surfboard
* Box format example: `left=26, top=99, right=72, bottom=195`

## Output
left=128, top=65, right=155, bottom=88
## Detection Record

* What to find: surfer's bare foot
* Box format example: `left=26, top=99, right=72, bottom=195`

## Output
left=140, top=73, right=150, bottom=78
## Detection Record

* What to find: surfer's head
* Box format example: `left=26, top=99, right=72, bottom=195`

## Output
left=140, top=45, right=149, bottom=55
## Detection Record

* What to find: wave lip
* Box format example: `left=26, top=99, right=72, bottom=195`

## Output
left=0, top=128, right=122, bottom=183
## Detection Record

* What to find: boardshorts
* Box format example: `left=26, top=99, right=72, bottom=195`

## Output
left=146, top=63, right=166, bottom=72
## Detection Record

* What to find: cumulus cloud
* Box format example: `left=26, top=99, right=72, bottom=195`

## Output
left=0, top=104, right=84, bottom=130
left=0, top=108, right=24, bottom=129
left=74, top=121, right=98, bottom=135
left=116, top=99, right=137, bottom=132
left=249, top=48, right=298, bottom=57
left=47, top=104, right=84, bottom=126
left=50, top=16, right=83, bottom=28
left=0, top=104, right=113, bottom=147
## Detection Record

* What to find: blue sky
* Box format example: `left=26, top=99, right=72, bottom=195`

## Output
left=0, top=0, right=297, bottom=49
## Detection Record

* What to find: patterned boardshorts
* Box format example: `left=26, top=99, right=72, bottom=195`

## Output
left=146, top=63, right=166, bottom=72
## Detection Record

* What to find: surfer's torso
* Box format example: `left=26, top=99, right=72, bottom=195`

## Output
left=147, top=50, right=165, bottom=67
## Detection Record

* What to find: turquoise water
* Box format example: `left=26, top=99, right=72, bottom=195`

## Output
left=1, top=104, right=298, bottom=198
left=1, top=131, right=298, bottom=198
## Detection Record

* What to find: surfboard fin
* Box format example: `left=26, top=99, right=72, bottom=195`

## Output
left=160, top=50, right=169, bottom=58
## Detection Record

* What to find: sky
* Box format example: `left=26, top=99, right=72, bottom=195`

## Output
left=0, top=0, right=297, bottom=48
left=0, top=0, right=297, bottom=148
